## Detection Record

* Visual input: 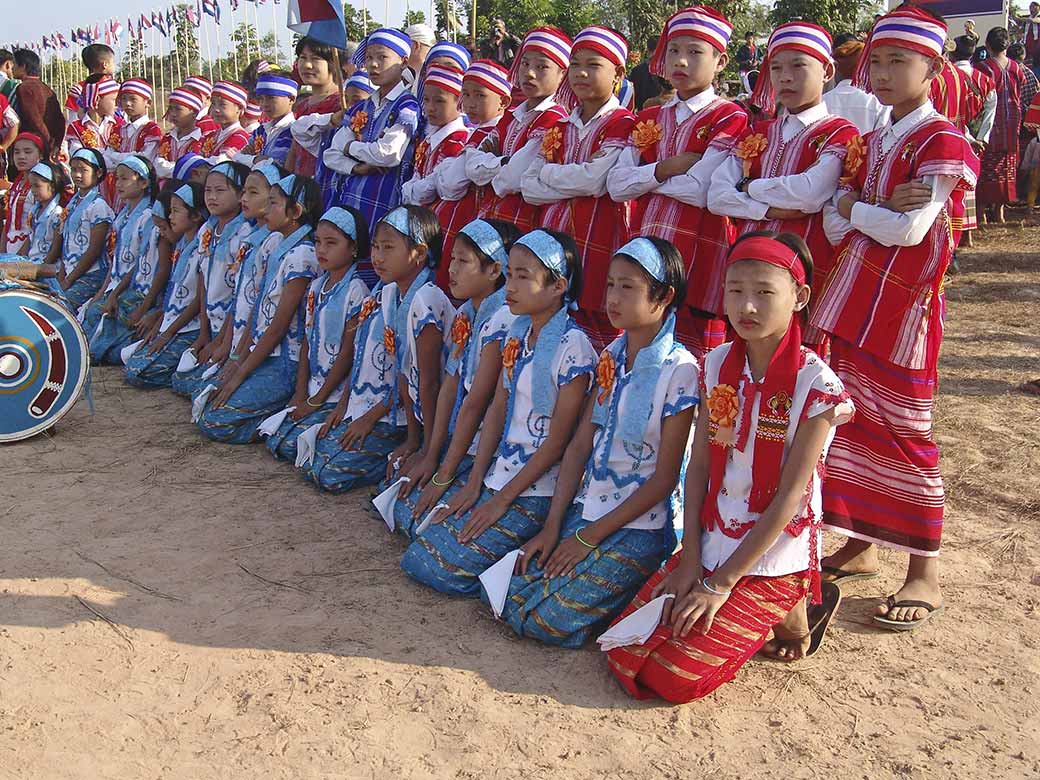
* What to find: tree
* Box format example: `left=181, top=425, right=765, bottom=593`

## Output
left=171, top=4, right=201, bottom=78
left=344, top=3, right=378, bottom=42
left=404, top=9, right=427, bottom=28
left=769, top=0, right=877, bottom=38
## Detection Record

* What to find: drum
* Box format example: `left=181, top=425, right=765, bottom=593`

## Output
left=0, top=282, right=90, bottom=442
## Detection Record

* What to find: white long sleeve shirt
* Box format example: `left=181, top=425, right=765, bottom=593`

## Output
left=401, top=116, right=469, bottom=206
left=709, top=102, right=843, bottom=221
left=823, top=80, right=890, bottom=135
left=822, top=102, right=959, bottom=247
left=606, top=88, right=729, bottom=207
left=102, top=114, right=161, bottom=168
left=521, top=96, right=624, bottom=205
left=437, top=118, right=501, bottom=201
left=322, top=82, right=415, bottom=176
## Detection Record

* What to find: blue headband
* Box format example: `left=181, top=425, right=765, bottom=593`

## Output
left=380, top=207, right=420, bottom=244
left=116, top=155, right=151, bottom=181
left=252, top=162, right=282, bottom=186
left=275, top=174, right=306, bottom=205
left=426, top=42, right=472, bottom=71
left=174, top=184, right=196, bottom=209
left=209, top=161, right=246, bottom=189
left=319, top=207, right=358, bottom=241
left=345, top=71, right=376, bottom=93
left=458, top=219, right=508, bottom=270
left=255, top=74, right=299, bottom=99
left=152, top=200, right=167, bottom=219
left=29, top=162, right=54, bottom=182
left=71, top=147, right=103, bottom=168
left=173, top=153, right=208, bottom=180
left=353, top=28, right=413, bottom=67
left=515, top=230, right=567, bottom=279
left=615, top=237, right=666, bottom=283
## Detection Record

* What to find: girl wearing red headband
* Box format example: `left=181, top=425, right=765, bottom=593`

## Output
left=0, top=133, right=44, bottom=253
left=520, top=26, right=636, bottom=352
left=709, top=22, right=859, bottom=355
left=605, top=232, right=854, bottom=702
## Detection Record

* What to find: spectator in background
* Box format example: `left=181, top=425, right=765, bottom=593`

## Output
left=481, top=18, right=521, bottom=68
left=406, top=24, right=436, bottom=73
left=824, top=38, right=890, bottom=133
left=0, top=50, right=18, bottom=105
left=627, top=36, right=666, bottom=110
left=1010, top=43, right=1040, bottom=113
left=735, top=31, right=760, bottom=93
left=10, top=49, right=64, bottom=160
left=342, top=42, right=359, bottom=81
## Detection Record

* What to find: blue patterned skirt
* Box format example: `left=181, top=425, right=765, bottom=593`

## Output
left=388, top=455, right=475, bottom=540
left=124, top=329, right=198, bottom=389
left=400, top=486, right=552, bottom=597
left=63, top=266, right=106, bottom=312
left=83, top=290, right=146, bottom=365
left=265, top=403, right=335, bottom=463
left=488, top=505, right=675, bottom=648
left=308, top=421, right=406, bottom=493
left=196, top=356, right=295, bottom=444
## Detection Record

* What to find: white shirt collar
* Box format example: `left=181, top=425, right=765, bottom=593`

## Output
left=887, top=101, right=937, bottom=137
left=266, top=112, right=295, bottom=132
left=374, top=81, right=408, bottom=108
left=787, top=101, right=829, bottom=127
left=215, top=121, right=243, bottom=139
left=472, top=116, right=501, bottom=130
left=667, top=86, right=716, bottom=113
left=513, top=95, right=556, bottom=122
left=832, top=79, right=855, bottom=91
left=566, top=95, right=621, bottom=131
left=426, top=115, right=467, bottom=150
left=173, top=126, right=203, bottom=142
left=129, top=113, right=152, bottom=128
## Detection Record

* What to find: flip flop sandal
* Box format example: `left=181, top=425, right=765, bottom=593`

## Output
left=806, top=581, right=842, bottom=657
left=872, top=596, right=945, bottom=632
left=821, top=564, right=880, bottom=585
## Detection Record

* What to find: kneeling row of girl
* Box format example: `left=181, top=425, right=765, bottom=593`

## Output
left=24, top=149, right=854, bottom=703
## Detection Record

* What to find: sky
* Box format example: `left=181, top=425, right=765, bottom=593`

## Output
left=4, top=0, right=432, bottom=62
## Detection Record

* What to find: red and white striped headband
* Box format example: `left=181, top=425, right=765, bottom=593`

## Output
left=184, top=75, right=213, bottom=97
left=423, top=63, right=464, bottom=97
left=463, top=59, right=512, bottom=98
left=169, top=87, right=204, bottom=113
left=513, top=26, right=572, bottom=74
left=572, top=26, right=629, bottom=68
left=212, top=80, right=248, bottom=109
left=649, top=6, right=733, bottom=77
left=854, top=8, right=947, bottom=90
left=83, top=77, right=119, bottom=109
left=765, top=22, right=833, bottom=64
left=243, top=101, right=262, bottom=122
left=119, top=78, right=153, bottom=101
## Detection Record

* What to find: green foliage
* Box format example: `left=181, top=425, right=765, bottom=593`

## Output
left=768, top=0, right=878, bottom=38
left=404, top=10, right=428, bottom=28
left=344, top=3, right=378, bottom=42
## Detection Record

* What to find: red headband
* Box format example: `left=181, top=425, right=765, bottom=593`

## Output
left=726, top=236, right=806, bottom=285
left=15, top=132, right=46, bottom=155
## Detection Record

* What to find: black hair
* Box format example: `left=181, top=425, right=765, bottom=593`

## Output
left=239, top=59, right=266, bottom=95
left=646, top=35, right=660, bottom=52
left=173, top=181, right=209, bottom=223
left=70, top=147, right=108, bottom=179
left=13, top=49, right=40, bottom=76
left=274, top=175, right=324, bottom=228
left=27, top=161, right=69, bottom=199
left=295, top=36, right=344, bottom=86
left=744, top=31, right=756, bottom=39
left=82, top=44, right=115, bottom=72
left=454, top=218, right=521, bottom=290
left=0, top=49, right=14, bottom=66
left=614, top=236, right=687, bottom=313
left=116, top=154, right=160, bottom=201
left=155, top=187, right=176, bottom=221
left=376, top=205, right=444, bottom=269
left=319, top=204, right=371, bottom=259
left=986, top=27, right=1010, bottom=53
left=208, top=160, right=251, bottom=192
left=833, top=32, right=858, bottom=48
left=953, top=35, right=976, bottom=61
left=730, top=230, right=814, bottom=323
left=83, top=72, right=106, bottom=85
left=1008, top=43, right=1025, bottom=62
left=523, top=228, right=583, bottom=306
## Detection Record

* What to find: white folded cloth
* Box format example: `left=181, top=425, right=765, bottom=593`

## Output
left=596, top=594, right=674, bottom=651
left=479, top=549, right=523, bottom=619
left=191, top=384, right=217, bottom=423
left=120, top=339, right=145, bottom=365
left=294, top=423, right=323, bottom=468
left=257, top=406, right=294, bottom=437
left=372, top=477, right=410, bottom=531
left=414, top=502, right=449, bottom=536
left=176, top=347, right=198, bottom=374
left=88, top=313, right=107, bottom=347
left=201, top=363, right=220, bottom=380
left=76, top=301, right=89, bottom=323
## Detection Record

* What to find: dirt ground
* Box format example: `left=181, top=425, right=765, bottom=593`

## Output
left=1, top=226, right=1038, bottom=780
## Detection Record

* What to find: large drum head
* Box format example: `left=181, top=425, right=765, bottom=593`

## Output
left=0, top=286, right=90, bottom=442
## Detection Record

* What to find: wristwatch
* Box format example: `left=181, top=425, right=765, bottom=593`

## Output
left=736, top=176, right=752, bottom=193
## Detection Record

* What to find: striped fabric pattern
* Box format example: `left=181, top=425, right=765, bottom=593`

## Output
left=184, top=75, right=214, bottom=97
left=821, top=338, right=944, bottom=556
left=212, top=80, right=249, bottom=108
left=119, top=78, right=153, bottom=100
left=169, top=87, right=204, bottom=113
left=573, top=26, right=628, bottom=67
left=666, top=6, right=732, bottom=52
left=195, top=357, right=295, bottom=444
left=869, top=11, right=947, bottom=58
left=464, top=60, right=512, bottom=97
left=766, top=22, right=833, bottom=63
left=606, top=554, right=808, bottom=702
left=509, top=26, right=573, bottom=82
left=424, top=64, right=464, bottom=96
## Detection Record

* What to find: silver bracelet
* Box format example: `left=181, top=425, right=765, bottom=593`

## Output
left=701, top=577, right=731, bottom=597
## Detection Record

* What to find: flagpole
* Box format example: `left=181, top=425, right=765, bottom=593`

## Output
left=174, top=10, right=183, bottom=88
left=270, top=0, right=281, bottom=68
left=214, top=10, right=225, bottom=80
left=250, top=1, right=263, bottom=64
left=230, top=3, right=239, bottom=80
left=158, top=25, right=165, bottom=109
left=202, top=11, right=214, bottom=82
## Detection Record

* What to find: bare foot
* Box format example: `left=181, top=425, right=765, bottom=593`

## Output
left=821, top=537, right=879, bottom=580
left=760, top=599, right=810, bottom=662
left=876, top=576, right=943, bottom=625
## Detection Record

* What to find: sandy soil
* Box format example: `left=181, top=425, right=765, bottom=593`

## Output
left=1, top=227, right=1038, bottom=780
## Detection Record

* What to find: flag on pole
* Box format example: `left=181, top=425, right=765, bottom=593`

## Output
left=140, top=13, right=153, bottom=30
left=112, top=18, right=124, bottom=40
left=186, top=4, right=199, bottom=24
left=154, top=11, right=167, bottom=35
left=203, top=0, right=222, bottom=23
left=287, top=0, right=346, bottom=49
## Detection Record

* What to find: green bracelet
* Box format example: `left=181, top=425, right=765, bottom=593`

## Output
left=574, top=528, right=597, bottom=550
left=430, top=472, right=454, bottom=487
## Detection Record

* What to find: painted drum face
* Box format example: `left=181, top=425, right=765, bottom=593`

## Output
left=0, top=285, right=90, bottom=442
